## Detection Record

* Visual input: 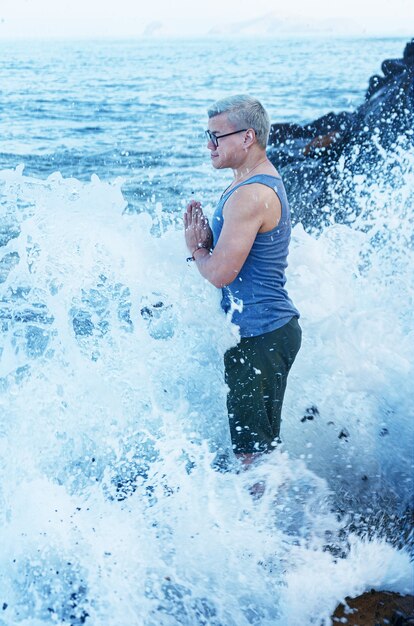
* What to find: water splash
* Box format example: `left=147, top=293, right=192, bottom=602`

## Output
left=0, top=148, right=413, bottom=624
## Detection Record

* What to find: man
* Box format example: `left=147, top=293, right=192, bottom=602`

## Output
left=184, top=95, right=301, bottom=467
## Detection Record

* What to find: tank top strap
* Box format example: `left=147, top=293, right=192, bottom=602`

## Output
left=220, top=173, right=287, bottom=221
left=221, top=173, right=282, bottom=199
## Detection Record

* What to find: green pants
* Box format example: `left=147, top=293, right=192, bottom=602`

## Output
left=224, top=316, right=302, bottom=454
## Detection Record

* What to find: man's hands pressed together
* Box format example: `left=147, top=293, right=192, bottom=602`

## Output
left=184, top=200, right=213, bottom=258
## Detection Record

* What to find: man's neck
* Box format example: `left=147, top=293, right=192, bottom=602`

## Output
left=232, top=150, right=269, bottom=182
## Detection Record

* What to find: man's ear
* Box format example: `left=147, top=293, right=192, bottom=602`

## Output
left=244, top=129, right=256, bottom=146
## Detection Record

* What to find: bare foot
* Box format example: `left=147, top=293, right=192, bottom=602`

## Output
left=236, top=452, right=262, bottom=469
left=249, top=480, right=266, bottom=500
left=235, top=454, right=266, bottom=500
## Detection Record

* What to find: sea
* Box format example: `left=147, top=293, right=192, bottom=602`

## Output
left=0, top=36, right=413, bottom=625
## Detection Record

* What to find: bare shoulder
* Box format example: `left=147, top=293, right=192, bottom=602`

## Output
left=224, top=182, right=280, bottom=218
left=223, top=181, right=282, bottom=233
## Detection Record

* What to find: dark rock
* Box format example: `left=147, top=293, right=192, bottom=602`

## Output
left=301, top=405, right=320, bottom=422
left=333, top=591, right=414, bottom=626
left=392, top=610, right=414, bottom=625
left=268, top=39, right=414, bottom=230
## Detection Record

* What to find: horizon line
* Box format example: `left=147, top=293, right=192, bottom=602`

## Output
left=0, top=32, right=412, bottom=42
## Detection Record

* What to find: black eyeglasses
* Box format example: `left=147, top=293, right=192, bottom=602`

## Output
left=204, top=128, right=249, bottom=149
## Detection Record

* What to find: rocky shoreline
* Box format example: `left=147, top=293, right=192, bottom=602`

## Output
left=268, top=39, right=414, bottom=229
left=332, top=590, right=414, bottom=625
left=268, top=39, right=414, bottom=624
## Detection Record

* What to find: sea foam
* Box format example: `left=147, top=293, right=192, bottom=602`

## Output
left=0, top=147, right=413, bottom=624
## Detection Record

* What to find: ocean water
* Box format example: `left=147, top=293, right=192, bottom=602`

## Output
left=0, top=37, right=413, bottom=625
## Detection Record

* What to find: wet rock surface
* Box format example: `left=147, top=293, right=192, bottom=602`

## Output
left=269, top=39, right=414, bottom=230
left=332, top=591, right=414, bottom=625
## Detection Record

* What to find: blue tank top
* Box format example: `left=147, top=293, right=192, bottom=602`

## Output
left=211, top=173, right=299, bottom=338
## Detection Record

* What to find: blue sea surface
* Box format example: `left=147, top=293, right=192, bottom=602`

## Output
left=0, top=36, right=413, bottom=626
left=0, top=37, right=408, bottom=212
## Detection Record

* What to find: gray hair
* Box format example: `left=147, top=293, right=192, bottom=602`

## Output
left=207, top=94, right=270, bottom=149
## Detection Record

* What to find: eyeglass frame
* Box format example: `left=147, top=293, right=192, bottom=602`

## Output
left=204, top=128, right=252, bottom=149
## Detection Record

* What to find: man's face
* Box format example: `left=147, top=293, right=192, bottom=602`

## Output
left=207, top=113, right=246, bottom=170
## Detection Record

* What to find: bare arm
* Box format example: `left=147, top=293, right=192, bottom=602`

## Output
left=184, top=184, right=279, bottom=288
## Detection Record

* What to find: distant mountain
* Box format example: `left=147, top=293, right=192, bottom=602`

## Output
left=142, top=21, right=165, bottom=37
left=140, top=12, right=410, bottom=38
left=207, top=13, right=359, bottom=37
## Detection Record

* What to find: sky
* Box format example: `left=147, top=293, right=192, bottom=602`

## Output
left=0, top=0, right=413, bottom=38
